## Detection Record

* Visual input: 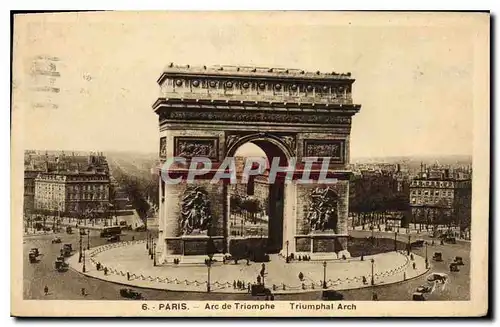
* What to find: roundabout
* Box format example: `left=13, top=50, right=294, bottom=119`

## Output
left=68, top=239, right=429, bottom=294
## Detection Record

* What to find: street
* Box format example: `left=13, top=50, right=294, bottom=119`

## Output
left=24, top=230, right=469, bottom=301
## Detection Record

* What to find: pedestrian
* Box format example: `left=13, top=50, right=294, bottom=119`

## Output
left=412, top=262, right=416, bottom=270
left=44, top=285, right=49, bottom=296
left=127, top=272, right=130, bottom=281
left=132, top=236, right=135, bottom=241
left=104, top=267, right=108, bottom=275
left=372, top=292, right=378, bottom=301
left=403, top=272, right=406, bottom=281
left=81, top=288, right=86, bottom=296
left=270, top=294, right=275, bottom=301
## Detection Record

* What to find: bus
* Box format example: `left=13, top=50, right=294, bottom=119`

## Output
left=100, top=226, right=122, bottom=238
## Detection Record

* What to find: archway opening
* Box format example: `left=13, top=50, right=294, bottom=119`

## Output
left=227, top=140, right=288, bottom=254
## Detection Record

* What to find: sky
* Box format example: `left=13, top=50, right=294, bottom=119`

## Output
left=12, top=11, right=481, bottom=158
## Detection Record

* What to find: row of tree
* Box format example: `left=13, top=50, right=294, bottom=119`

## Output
left=230, top=195, right=267, bottom=225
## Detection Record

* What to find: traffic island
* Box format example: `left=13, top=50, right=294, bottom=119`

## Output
left=68, top=240, right=429, bottom=294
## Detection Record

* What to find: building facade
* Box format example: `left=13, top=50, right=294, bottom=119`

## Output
left=28, top=151, right=111, bottom=216
left=409, top=165, right=472, bottom=230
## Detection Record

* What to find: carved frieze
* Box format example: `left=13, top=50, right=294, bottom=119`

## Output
left=158, top=65, right=357, bottom=106
left=174, top=137, right=219, bottom=160
left=303, top=139, right=345, bottom=163
left=163, top=110, right=351, bottom=125
left=305, top=186, right=339, bottom=233
left=159, top=136, right=167, bottom=159
left=180, top=186, right=212, bottom=235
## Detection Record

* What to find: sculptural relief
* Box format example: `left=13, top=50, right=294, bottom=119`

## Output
left=174, top=137, right=219, bottom=160
left=163, top=110, right=351, bottom=125
left=159, top=137, right=167, bottom=158
left=305, top=186, right=339, bottom=233
left=180, top=186, right=213, bottom=235
left=304, top=139, right=344, bottom=163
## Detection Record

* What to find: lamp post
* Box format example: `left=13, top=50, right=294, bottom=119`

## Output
left=146, top=233, right=149, bottom=250
left=394, top=231, right=398, bottom=252
left=370, top=258, right=375, bottom=286
left=425, top=241, right=429, bottom=269
left=206, top=255, right=213, bottom=293
left=82, top=249, right=86, bottom=273
left=407, top=234, right=411, bottom=255
left=153, top=242, right=157, bottom=266
left=285, top=240, right=289, bottom=263
left=322, top=261, right=327, bottom=289
left=87, top=229, right=90, bottom=250
left=78, top=231, right=83, bottom=263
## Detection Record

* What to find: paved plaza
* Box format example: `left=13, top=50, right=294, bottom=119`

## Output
left=68, top=240, right=428, bottom=294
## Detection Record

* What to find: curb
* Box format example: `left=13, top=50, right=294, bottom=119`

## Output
left=70, top=243, right=429, bottom=295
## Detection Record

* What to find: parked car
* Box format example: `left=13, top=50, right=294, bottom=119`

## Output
left=107, top=235, right=120, bottom=243
left=30, top=248, right=40, bottom=256
left=444, top=237, right=457, bottom=244
left=412, top=292, right=426, bottom=301
left=28, top=252, right=38, bottom=263
left=411, top=239, right=425, bottom=248
left=51, top=237, right=62, bottom=244
left=119, top=288, right=142, bottom=299
left=454, top=256, right=464, bottom=265
left=449, top=262, right=460, bottom=272
left=416, top=283, right=434, bottom=293
left=322, top=290, right=344, bottom=301
left=250, top=284, right=272, bottom=296
left=432, top=252, right=443, bottom=262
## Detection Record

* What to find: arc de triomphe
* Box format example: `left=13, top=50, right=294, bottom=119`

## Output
left=152, top=64, right=361, bottom=263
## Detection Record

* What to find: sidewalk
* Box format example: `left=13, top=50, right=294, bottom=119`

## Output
left=69, top=241, right=428, bottom=294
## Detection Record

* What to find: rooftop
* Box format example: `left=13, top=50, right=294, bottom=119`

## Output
left=158, top=63, right=354, bottom=84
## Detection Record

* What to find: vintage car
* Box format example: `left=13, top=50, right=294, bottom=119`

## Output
left=412, top=292, right=426, bottom=301
left=411, top=239, right=425, bottom=248
left=444, top=236, right=457, bottom=244
left=416, top=283, right=434, bottom=294
left=321, top=290, right=344, bottom=301
left=51, top=237, right=62, bottom=244
left=61, top=244, right=72, bottom=257
left=28, top=252, right=38, bottom=263
left=250, top=284, right=272, bottom=296
left=426, top=272, right=448, bottom=283
left=449, top=262, right=460, bottom=272
left=80, top=229, right=87, bottom=235
left=54, top=256, right=69, bottom=271
left=107, top=235, right=120, bottom=243
left=119, top=288, right=143, bottom=299
left=30, top=248, right=40, bottom=257
left=66, top=226, right=73, bottom=234
left=454, top=256, right=464, bottom=265
left=432, top=252, right=443, bottom=262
